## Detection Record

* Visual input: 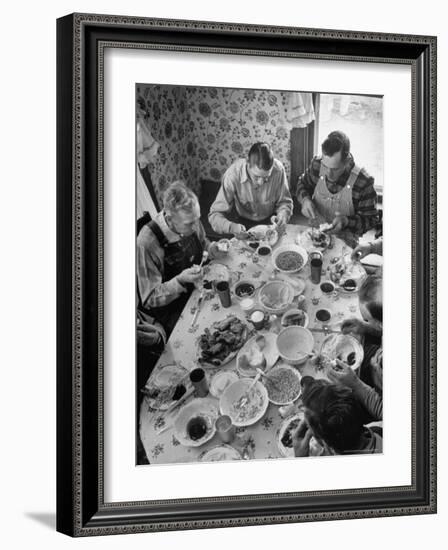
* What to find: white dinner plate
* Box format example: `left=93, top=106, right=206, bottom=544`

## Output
left=173, top=398, right=219, bottom=447
left=236, top=333, right=279, bottom=377
left=199, top=445, right=242, bottom=462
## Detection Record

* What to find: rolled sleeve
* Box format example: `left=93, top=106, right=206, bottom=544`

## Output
left=275, top=165, right=293, bottom=220
left=208, top=169, right=239, bottom=234
left=296, top=157, right=320, bottom=203
left=136, top=239, right=186, bottom=310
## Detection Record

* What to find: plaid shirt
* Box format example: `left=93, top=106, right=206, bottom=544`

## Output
left=296, top=154, right=379, bottom=235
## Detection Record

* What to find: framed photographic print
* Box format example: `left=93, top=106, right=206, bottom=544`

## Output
left=56, top=13, right=437, bottom=536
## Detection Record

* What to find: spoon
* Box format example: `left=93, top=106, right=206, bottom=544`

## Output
left=236, top=371, right=262, bottom=409
left=198, top=250, right=209, bottom=269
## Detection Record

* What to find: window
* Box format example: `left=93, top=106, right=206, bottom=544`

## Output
left=316, top=94, right=383, bottom=195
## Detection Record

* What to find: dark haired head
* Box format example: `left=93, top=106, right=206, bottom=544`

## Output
left=248, top=142, right=274, bottom=171
left=301, top=377, right=365, bottom=454
left=321, top=131, right=351, bottom=161
left=359, top=274, right=383, bottom=323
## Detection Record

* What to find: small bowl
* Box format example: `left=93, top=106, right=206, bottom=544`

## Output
left=281, top=308, right=309, bottom=328
left=276, top=326, right=314, bottom=365
left=258, top=280, right=294, bottom=315
left=234, top=280, right=257, bottom=300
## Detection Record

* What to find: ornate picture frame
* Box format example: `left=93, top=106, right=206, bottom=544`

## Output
left=56, top=13, right=437, bottom=536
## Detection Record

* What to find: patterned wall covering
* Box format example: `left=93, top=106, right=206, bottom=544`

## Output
left=137, top=84, right=309, bottom=205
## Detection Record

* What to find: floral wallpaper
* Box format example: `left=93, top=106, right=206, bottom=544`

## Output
left=137, top=84, right=311, bottom=205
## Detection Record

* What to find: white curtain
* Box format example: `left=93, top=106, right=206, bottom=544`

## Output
left=137, top=165, right=158, bottom=220
left=286, top=92, right=315, bottom=128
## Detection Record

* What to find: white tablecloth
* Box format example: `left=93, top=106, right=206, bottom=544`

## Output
left=139, top=225, right=362, bottom=464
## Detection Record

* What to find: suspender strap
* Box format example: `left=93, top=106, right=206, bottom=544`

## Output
left=148, top=219, right=169, bottom=248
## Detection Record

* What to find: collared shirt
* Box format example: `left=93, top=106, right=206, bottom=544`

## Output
left=208, top=158, right=293, bottom=234
left=296, top=154, right=379, bottom=235
left=136, top=210, right=208, bottom=310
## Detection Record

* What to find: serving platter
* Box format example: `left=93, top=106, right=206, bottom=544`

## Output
left=197, top=315, right=251, bottom=368
left=144, top=364, right=189, bottom=411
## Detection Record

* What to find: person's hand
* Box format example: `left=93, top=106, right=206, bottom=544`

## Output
left=301, top=197, right=316, bottom=220
left=178, top=265, right=203, bottom=285
left=341, top=318, right=368, bottom=336
left=275, top=211, right=289, bottom=228
left=327, top=359, right=359, bottom=389
left=136, top=325, right=162, bottom=347
left=209, top=241, right=228, bottom=260
left=292, top=419, right=313, bottom=457
left=231, top=224, right=249, bottom=240
left=351, top=242, right=372, bottom=261
left=328, top=211, right=349, bottom=234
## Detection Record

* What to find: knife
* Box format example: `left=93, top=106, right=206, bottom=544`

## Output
left=191, top=291, right=204, bottom=326
left=309, top=327, right=342, bottom=335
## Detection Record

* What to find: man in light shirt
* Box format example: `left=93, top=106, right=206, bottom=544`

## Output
left=137, top=181, right=226, bottom=336
left=208, top=142, right=293, bottom=237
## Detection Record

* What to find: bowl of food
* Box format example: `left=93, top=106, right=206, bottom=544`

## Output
left=248, top=225, right=279, bottom=246
left=277, top=412, right=304, bottom=457
left=301, top=227, right=331, bottom=251
left=219, top=378, right=269, bottom=427
left=281, top=308, right=309, bottom=328
left=272, top=244, right=308, bottom=274
left=258, top=280, right=295, bottom=315
left=233, top=280, right=257, bottom=300
left=264, top=363, right=302, bottom=406
left=276, top=326, right=314, bottom=365
left=174, top=398, right=219, bottom=447
left=319, top=333, right=364, bottom=370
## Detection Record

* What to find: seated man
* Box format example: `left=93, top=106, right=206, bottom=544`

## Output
left=208, top=142, right=293, bottom=237
left=296, top=130, right=379, bottom=244
left=137, top=181, right=226, bottom=336
left=292, top=377, right=382, bottom=457
left=331, top=274, right=383, bottom=421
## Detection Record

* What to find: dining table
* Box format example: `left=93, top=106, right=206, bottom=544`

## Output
left=139, top=224, right=364, bottom=464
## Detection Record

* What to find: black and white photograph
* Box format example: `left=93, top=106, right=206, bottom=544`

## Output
left=136, top=85, right=384, bottom=466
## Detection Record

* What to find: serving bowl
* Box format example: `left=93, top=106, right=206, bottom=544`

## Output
left=272, top=244, right=308, bottom=274
left=276, top=326, right=314, bottom=365
left=258, top=280, right=294, bottom=315
left=219, top=378, right=269, bottom=427
left=319, top=333, right=364, bottom=370
left=264, top=363, right=302, bottom=405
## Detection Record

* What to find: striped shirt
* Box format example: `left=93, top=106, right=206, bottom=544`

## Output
left=296, top=154, right=379, bottom=235
left=208, top=158, right=293, bottom=234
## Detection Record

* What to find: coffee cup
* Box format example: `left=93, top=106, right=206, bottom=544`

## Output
left=249, top=309, right=268, bottom=330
